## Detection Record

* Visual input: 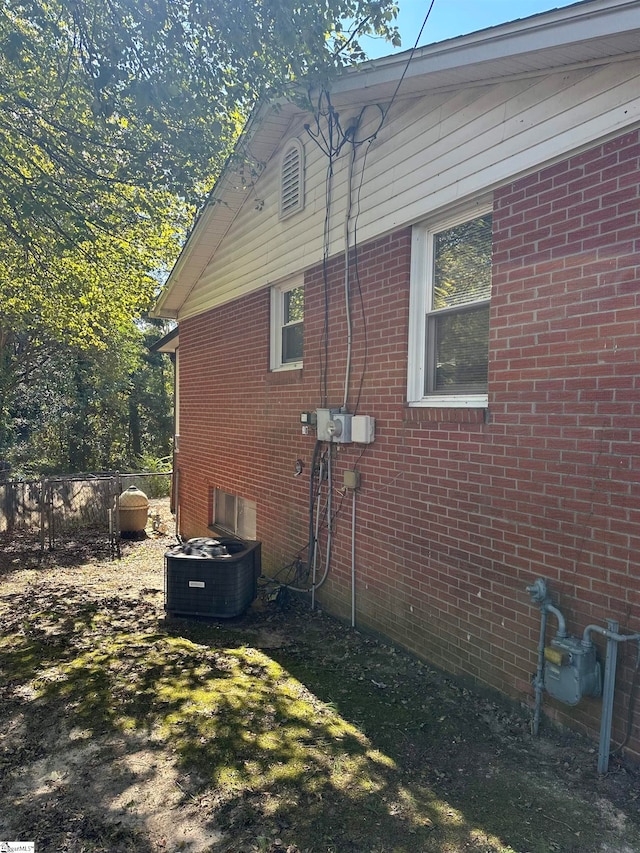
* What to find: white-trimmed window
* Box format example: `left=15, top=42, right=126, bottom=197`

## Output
left=212, top=489, right=257, bottom=539
left=408, top=205, right=493, bottom=407
left=280, top=138, right=304, bottom=218
left=270, top=277, right=304, bottom=370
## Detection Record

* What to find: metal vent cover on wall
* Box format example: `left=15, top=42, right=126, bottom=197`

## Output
left=280, top=139, right=304, bottom=218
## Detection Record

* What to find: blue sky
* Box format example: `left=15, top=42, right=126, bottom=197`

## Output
left=361, top=0, right=582, bottom=57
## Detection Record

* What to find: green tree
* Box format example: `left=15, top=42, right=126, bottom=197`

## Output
left=0, top=0, right=399, bottom=469
left=7, top=321, right=175, bottom=475
left=128, top=320, right=176, bottom=464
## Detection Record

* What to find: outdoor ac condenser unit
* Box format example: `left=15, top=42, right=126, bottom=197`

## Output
left=164, top=537, right=261, bottom=619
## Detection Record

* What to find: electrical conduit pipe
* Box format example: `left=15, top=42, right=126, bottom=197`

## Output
left=581, top=620, right=640, bottom=774
left=351, top=487, right=356, bottom=628
left=527, top=578, right=568, bottom=736
left=289, top=442, right=330, bottom=603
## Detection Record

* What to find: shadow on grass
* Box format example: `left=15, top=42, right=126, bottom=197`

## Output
left=1, top=582, right=638, bottom=853
left=0, top=529, right=117, bottom=576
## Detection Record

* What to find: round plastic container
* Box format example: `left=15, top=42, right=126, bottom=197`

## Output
left=118, top=486, right=149, bottom=533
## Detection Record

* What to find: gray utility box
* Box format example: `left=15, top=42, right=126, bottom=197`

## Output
left=544, top=635, right=602, bottom=705
left=165, top=537, right=261, bottom=619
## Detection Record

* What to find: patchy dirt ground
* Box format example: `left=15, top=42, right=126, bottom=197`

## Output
left=1, top=499, right=639, bottom=853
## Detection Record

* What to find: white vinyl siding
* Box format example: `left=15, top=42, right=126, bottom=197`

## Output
left=178, top=61, right=640, bottom=320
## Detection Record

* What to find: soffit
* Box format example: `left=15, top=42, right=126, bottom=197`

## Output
left=149, top=326, right=179, bottom=353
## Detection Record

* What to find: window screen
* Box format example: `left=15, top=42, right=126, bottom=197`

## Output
left=281, top=286, right=304, bottom=363
left=426, top=214, right=492, bottom=395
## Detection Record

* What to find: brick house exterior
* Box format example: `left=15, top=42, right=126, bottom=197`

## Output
left=155, top=3, right=640, bottom=762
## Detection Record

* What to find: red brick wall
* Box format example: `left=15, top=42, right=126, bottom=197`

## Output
left=489, top=130, right=640, bottom=752
left=177, top=130, right=640, bottom=759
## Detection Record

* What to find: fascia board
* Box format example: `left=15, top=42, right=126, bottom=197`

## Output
left=329, top=0, right=640, bottom=102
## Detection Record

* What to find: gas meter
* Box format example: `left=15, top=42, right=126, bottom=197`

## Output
left=544, top=636, right=601, bottom=706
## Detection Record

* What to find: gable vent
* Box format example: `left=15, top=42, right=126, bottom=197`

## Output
left=280, top=139, right=304, bottom=218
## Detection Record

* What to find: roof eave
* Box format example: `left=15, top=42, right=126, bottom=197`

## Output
left=328, top=0, right=640, bottom=104
left=151, top=99, right=303, bottom=319
left=153, top=0, right=640, bottom=319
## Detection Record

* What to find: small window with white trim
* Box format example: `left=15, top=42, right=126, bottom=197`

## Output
left=408, top=206, right=492, bottom=407
left=270, top=278, right=304, bottom=370
left=280, top=138, right=304, bottom=218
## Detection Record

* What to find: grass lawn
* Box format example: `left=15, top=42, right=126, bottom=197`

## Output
left=1, top=506, right=639, bottom=852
